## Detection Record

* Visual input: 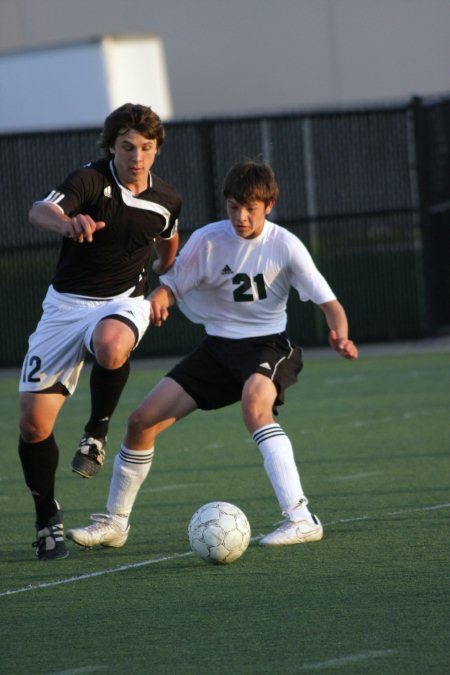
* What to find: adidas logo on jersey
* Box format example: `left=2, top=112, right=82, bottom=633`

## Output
left=221, top=265, right=233, bottom=275
left=104, top=186, right=112, bottom=198
left=259, top=362, right=272, bottom=370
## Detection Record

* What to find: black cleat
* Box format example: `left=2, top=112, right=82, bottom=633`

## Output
left=33, top=510, right=69, bottom=560
left=71, top=435, right=106, bottom=478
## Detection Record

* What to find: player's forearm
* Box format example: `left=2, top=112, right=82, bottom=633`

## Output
left=153, top=233, right=179, bottom=274
left=29, top=203, right=106, bottom=242
left=319, top=299, right=349, bottom=338
left=320, top=299, right=358, bottom=360
left=29, top=202, right=71, bottom=236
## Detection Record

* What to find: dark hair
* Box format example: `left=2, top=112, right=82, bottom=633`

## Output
left=99, top=103, right=165, bottom=157
left=223, top=160, right=279, bottom=206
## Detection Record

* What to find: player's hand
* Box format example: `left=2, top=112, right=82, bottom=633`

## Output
left=64, top=215, right=106, bottom=243
left=149, top=299, right=170, bottom=327
left=328, top=330, right=359, bottom=360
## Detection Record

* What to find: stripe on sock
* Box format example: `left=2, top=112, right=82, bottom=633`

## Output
left=119, top=445, right=154, bottom=465
left=252, top=423, right=305, bottom=514
left=253, top=424, right=285, bottom=445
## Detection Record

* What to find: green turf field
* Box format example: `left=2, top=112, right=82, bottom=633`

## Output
left=1, top=347, right=449, bottom=674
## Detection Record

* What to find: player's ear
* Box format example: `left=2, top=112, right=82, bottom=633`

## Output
left=265, top=200, right=275, bottom=215
left=109, top=147, right=115, bottom=155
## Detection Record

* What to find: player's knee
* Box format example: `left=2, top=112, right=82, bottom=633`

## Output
left=127, top=408, right=159, bottom=446
left=19, top=417, right=53, bottom=443
left=95, top=343, right=128, bottom=369
left=242, top=402, right=272, bottom=432
left=127, top=408, right=147, bottom=436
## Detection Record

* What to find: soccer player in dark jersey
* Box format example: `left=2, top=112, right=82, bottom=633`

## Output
left=67, top=160, right=358, bottom=552
left=18, top=103, right=181, bottom=559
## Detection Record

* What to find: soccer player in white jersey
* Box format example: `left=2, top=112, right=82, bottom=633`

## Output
left=67, top=160, right=358, bottom=550
left=19, top=104, right=181, bottom=560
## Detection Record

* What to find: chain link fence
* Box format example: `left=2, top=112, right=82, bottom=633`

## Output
left=1, top=95, right=449, bottom=367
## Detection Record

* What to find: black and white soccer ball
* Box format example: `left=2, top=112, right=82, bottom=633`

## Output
left=188, top=501, right=251, bottom=564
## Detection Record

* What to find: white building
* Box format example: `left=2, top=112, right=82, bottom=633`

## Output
left=1, top=0, right=449, bottom=130
left=0, top=34, right=172, bottom=132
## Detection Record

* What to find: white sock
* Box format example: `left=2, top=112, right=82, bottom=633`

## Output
left=253, top=424, right=306, bottom=516
left=106, top=444, right=154, bottom=527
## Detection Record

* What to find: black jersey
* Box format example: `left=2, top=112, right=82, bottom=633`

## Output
left=40, top=159, right=181, bottom=298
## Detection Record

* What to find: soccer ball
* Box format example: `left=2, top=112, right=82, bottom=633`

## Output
left=188, top=501, right=251, bottom=565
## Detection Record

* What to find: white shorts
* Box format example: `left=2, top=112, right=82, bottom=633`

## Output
left=19, top=285, right=150, bottom=395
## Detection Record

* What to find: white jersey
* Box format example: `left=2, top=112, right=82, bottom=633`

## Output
left=160, top=219, right=336, bottom=339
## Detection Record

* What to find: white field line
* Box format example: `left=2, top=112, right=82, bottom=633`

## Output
left=272, top=501, right=450, bottom=529
left=1, top=502, right=449, bottom=598
left=298, top=649, right=398, bottom=670
left=140, top=482, right=202, bottom=494
left=330, top=471, right=384, bottom=481
left=52, top=668, right=109, bottom=675
left=0, top=552, right=193, bottom=597
left=56, top=649, right=400, bottom=673
left=350, top=410, right=431, bottom=428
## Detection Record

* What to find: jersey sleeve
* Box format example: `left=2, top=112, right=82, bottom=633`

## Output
left=152, top=176, right=182, bottom=240
left=159, top=228, right=206, bottom=301
left=157, top=205, right=181, bottom=240
left=37, top=167, right=100, bottom=217
left=288, top=236, right=336, bottom=304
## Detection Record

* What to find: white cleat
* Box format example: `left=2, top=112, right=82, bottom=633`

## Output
left=66, top=514, right=129, bottom=549
left=260, top=514, right=323, bottom=546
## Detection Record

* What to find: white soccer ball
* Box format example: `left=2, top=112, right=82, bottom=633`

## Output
left=188, top=501, right=251, bottom=565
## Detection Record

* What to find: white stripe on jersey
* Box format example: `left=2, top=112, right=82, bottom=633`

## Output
left=43, top=190, right=65, bottom=205
left=109, top=160, right=172, bottom=231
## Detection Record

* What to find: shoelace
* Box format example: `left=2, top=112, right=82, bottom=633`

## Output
left=79, top=438, right=106, bottom=462
left=276, top=517, right=318, bottom=532
left=85, top=514, right=115, bottom=533
left=277, top=520, right=297, bottom=532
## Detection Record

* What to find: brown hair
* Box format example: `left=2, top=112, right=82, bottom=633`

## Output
left=223, top=160, right=279, bottom=206
left=99, top=103, right=165, bottom=157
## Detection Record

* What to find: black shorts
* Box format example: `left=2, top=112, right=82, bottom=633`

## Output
left=167, top=332, right=303, bottom=413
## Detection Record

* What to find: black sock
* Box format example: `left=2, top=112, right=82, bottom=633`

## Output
left=84, top=359, right=131, bottom=439
left=18, top=435, right=59, bottom=529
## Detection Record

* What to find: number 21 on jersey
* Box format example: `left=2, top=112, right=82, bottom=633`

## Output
left=232, top=273, right=267, bottom=302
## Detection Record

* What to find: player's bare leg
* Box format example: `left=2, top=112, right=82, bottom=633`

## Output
left=125, top=377, right=198, bottom=448
left=67, top=378, right=197, bottom=548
